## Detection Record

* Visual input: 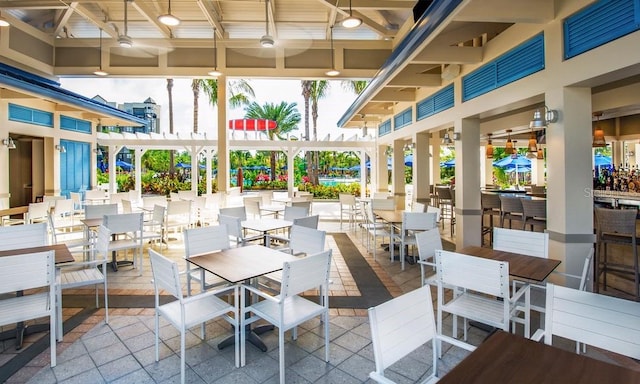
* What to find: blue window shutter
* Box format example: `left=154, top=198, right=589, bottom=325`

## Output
left=60, top=140, right=90, bottom=197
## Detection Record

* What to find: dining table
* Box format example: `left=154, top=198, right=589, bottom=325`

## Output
left=186, top=244, right=298, bottom=353
left=80, top=217, right=134, bottom=271
left=0, top=244, right=73, bottom=349
left=241, top=218, right=292, bottom=246
left=437, top=330, right=640, bottom=383
left=0, top=205, right=29, bottom=225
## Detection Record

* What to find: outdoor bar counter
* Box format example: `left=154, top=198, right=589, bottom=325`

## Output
left=593, top=190, right=640, bottom=208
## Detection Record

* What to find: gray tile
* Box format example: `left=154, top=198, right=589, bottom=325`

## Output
left=121, top=330, right=156, bottom=353
left=25, top=366, right=57, bottom=384
left=134, top=342, right=174, bottom=367
left=89, top=340, right=130, bottom=366
left=266, top=342, right=311, bottom=367
left=160, top=368, right=207, bottom=384
left=114, top=321, right=151, bottom=340
left=211, top=369, right=259, bottom=384
left=184, top=342, right=220, bottom=366
left=313, top=368, right=362, bottom=384
left=289, top=354, right=333, bottom=383
left=58, top=367, right=105, bottom=384
left=312, top=342, right=353, bottom=366
left=163, top=331, right=204, bottom=354
left=190, top=354, right=237, bottom=384
left=82, top=322, right=112, bottom=339
left=241, top=354, right=280, bottom=383
left=51, top=354, right=95, bottom=382
left=109, top=368, right=155, bottom=384
left=56, top=340, right=89, bottom=364
left=144, top=353, right=182, bottom=383
left=97, top=354, right=142, bottom=382
left=332, top=331, right=370, bottom=353
left=336, top=354, right=375, bottom=382
left=108, top=315, right=143, bottom=330
left=82, top=331, right=120, bottom=353
left=290, top=330, right=326, bottom=354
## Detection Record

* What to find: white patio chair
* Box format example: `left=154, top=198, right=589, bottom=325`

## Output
left=13, top=201, right=49, bottom=226
left=165, top=199, right=192, bottom=236
left=415, top=228, right=443, bottom=287
left=0, top=249, right=57, bottom=367
left=103, top=212, right=144, bottom=275
left=69, top=191, right=84, bottom=216
left=283, top=205, right=309, bottom=220
left=142, top=196, right=167, bottom=211
left=177, top=190, right=197, bottom=201
left=368, top=285, right=476, bottom=384
left=411, top=201, right=426, bottom=212
left=392, top=211, right=438, bottom=270
left=219, top=206, right=247, bottom=220
left=141, top=204, right=165, bottom=250
left=84, top=203, right=118, bottom=220
left=370, top=197, right=395, bottom=211
left=241, top=249, right=332, bottom=383
left=339, top=193, right=359, bottom=229
left=85, top=189, right=108, bottom=205
left=56, top=224, right=109, bottom=341
left=149, top=249, right=239, bottom=384
left=292, top=214, right=319, bottom=229
left=362, top=203, right=393, bottom=262
left=436, top=250, right=531, bottom=344
left=533, top=284, right=640, bottom=360
left=0, top=222, right=48, bottom=250
left=217, top=214, right=261, bottom=247
left=183, top=225, right=231, bottom=296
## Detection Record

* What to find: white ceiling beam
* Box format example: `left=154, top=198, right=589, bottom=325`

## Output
left=372, top=88, right=416, bottom=102
left=196, top=0, right=226, bottom=38
left=387, top=72, right=441, bottom=87
left=412, top=45, right=482, bottom=65
left=454, top=0, right=554, bottom=23
left=52, top=1, right=77, bottom=37
left=130, top=0, right=172, bottom=39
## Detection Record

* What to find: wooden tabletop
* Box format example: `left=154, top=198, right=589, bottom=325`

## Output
left=81, top=218, right=103, bottom=228
left=187, top=244, right=299, bottom=284
left=458, top=246, right=560, bottom=283
left=0, top=244, right=74, bottom=264
left=437, top=330, right=640, bottom=384
left=241, top=218, right=292, bottom=233
left=0, top=206, right=29, bottom=217
left=374, top=210, right=405, bottom=224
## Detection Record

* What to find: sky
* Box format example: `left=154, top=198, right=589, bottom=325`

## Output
left=60, top=78, right=361, bottom=139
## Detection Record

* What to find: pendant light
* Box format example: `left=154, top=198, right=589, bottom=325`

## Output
left=158, top=0, right=180, bottom=26
left=260, top=0, right=275, bottom=48
left=93, top=29, right=109, bottom=76
left=510, top=140, right=518, bottom=158
left=592, top=112, right=607, bottom=147
left=208, top=28, right=222, bottom=77
left=118, top=0, right=133, bottom=48
left=325, top=25, right=340, bottom=77
left=526, top=130, right=537, bottom=158
left=342, top=0, right=362, bottom=28
left=504, top=129, right=514, bottom=154
left=485, top=133, right=494, bottom=159
left=0, top=11, right=10, bottom=27
left=537, top=146, right=544, bottom=160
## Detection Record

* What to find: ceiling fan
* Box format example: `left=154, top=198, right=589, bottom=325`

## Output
left=118, top=0, right=133, bottom=48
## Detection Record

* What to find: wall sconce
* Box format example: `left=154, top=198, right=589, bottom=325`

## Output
left=3, top=137, right=16, bottom=149
left=485, top=133, right=494, bottom=159
left=592, top=112, right=607, bottom=147
left=385, top=145, right=393, bottom=156
left=93, top=148, right=103, bottom=156
left=529, top=105, right=559, bottom=129
left=403, top=142, right=415, bottom=151
left=55, top=144, right=66, bottom=153
left=442, top=130, right=460, bottom=145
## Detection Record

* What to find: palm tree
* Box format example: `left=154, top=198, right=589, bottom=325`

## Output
left=244, top=101, right=301, bottom=177
left=309, top=81, right=330, bottom=184
left=167, top=78, right=175, bottom=175
left=342, top=80, right=369, bottom=95
left=192, top=79, right=255, bottom=133
left=301, top=81, right=312, bottom=182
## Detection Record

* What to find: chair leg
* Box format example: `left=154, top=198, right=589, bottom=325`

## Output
left=279, top=329, right=285, bottom=384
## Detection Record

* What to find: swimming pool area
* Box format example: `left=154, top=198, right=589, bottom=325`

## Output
left=319, top=177, right=360, bottom=186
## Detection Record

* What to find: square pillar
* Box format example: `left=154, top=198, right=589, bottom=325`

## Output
left=455, top=118, right=482, bottom=248
left=414, top=132, right=430, bottom=204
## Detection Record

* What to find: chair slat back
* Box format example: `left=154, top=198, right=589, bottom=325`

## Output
left=481, top=192, right=501, bottom=210
left=94, top=225, right=112, bottom=261
left=411, top=202, right=426, bottom=212
left=218, top=214, right=243, bottom=239
left=369, top=285, right=436, bottom=372
left=28, top=202, right=50, bottom=222
left=402, top=212, right=438, bottom=232
left=110, top=192, right=129, bottom=205
left=121, top=199, right=133, bottom=213
left=595, top=207, right=637, bottom=235
left=142, top=196, right=167, bottom=210
left=166, top=199, right=191, bottom=216
left=85, top=189, right=107, bottom=201
left=416, top=228, right=443, bottom=264
left=292, top=215, right=319, bottom=229
left=499, top=195, right=523, bottom=214
left=545, top=284, right=640, bottom=359
left=290, top=200, right=312, bottom=211
left=281, top=250, right=332, bottom=299
left=0, top=250, right=54, bottom=294
left=339, top=193, right=356, bottom=206
left=371, top=198, right=394, bottom=211
left=0, top=223, right=48, bottom=250
left=436, top=250, right=510, bottom=298
left=579, top=248, right=594, bottom=291
left=219, top=206, right=247, bottom=220
left=85, top=203, right=117, bottom=219
left=283, top=206, right=309, bottom=221
left=521, top=198, right=547, bottom=219
left=493, top=227, right=548, bottom=258
left=244, top=199, right=261, bottom=217
left=53, top=199, right=74, bottom=217
left=103, top=212, right=143, bottom=234
left=177, top=190, right=197, bottom=201
left=149, top=249, right=183, bottom=300
left=184, top=225, right=230, bottom=257
left=289, top=225, right=326, bottom=256
left=152, top=204, right=166, bottom=225
left=426, top=205, right=441, bottom=222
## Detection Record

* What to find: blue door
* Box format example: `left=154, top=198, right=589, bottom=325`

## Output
left=60, top=139, right=90, bottom=197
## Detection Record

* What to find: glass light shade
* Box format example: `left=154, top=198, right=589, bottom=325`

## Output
left=592, top=126, right=607, bottom=147
left=158, top=13, right=180, bottom=26
left=208, top=69, right=222, bottom=77
left=260, top=35, right=275, bottom=48
left=118, top=35, right=133, bottom=48
left=527, top=132, right=538, bottom=153
left=93, top=69, right=108, bottom=76
left=505, top=138, right=514, bottom=154
left=537, top=147, right=544, bottom=159
left=325, top=68, right=340, bottom=76
left=486, top=140, right=493, bottom=159
left=342, top=16, right=362, bottom=28
left=0, top=17, right=9, bottom=27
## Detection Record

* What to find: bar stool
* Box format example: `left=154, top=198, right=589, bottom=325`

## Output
left=499, top=195, right=523, bottom=229
left=481, top=192, right=501, bottom=245
left=521, top=198, right=547, bottom=231
left=436, top=186, right=455, bottom=234
left=594, top=207, right=640, bottom=299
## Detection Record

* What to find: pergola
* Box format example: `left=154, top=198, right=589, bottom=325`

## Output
left=97, top=131, right=376, bottom=199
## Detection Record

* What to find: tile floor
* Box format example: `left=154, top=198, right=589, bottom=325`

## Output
left=2, top=201, right=639, bottom=383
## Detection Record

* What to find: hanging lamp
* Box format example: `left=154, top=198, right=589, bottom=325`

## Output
left=93, top=28, right=109, bottom=76
left=158, top=0, right=180, bottom=26
left=342, top=0, right=362, bottom=28
left=504, top=129, right=514, bottom=155
left=208, top=28, right=222, bottom=77
left=592, top=112, right=607, bottom=147
left=325, top=25, right=340, bottom=76
left=486, top=133, right=494, bottom=159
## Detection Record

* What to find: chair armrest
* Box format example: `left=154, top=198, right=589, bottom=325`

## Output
left=242, top=284, right=280, bottom=303
left=437, top=334, right=477, bottom=352
left=531, top=328, right=545, bottom=341
left=58, top=260, right=104, bottom=269
left=417, top=260, right=434, bottom=268
left=509, top=283, right=530, bottom=303
left=181, top=284, right=237, bottom=305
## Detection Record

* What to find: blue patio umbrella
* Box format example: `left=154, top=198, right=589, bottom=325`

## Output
left=505, top=166, right=531, bottom=173
left=365, top=158, right=392, bottom=170
left=441, top=159, right=456, bottom=168
left=348, top=165, right=361, bottom=172
left=115, top=160, right=133, bottom=171
left=175, top=162, right=190, bottom=169
left=404, top=154, right=413, bottom=167
left=594, top=154, right=612, bottom=167
left=329, top=166, right=349, bottom=171
left=492, top=154, right=531, bottom=168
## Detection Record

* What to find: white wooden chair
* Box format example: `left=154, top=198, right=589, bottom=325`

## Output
left=494, top=228, right=549, bottom=318
left=411, top=201, right=426, bottom=212
left=339, top=193, right=359, bottom=229
left=426, top=205, right=441, bottom=223
left=436, top=250, right=531, bottom=343
left=85, top=189, right=108, bottom=205
left=183, top=225, right=230, bottom=296
left=142, top=196, right=167, bottom=211
left=392, top=212, right=438, bottom=270
left=371, top=198, right=395, bottom=211
left=84, top=203, right=117, bottom=219
left=368, top=286, right=476, bottom=384
left=23, top=201, right=50, bottom=225
left=283, top=205, right=309, bottom=221
left=141, top=204, right=166, bottom=250
left=0, top=249, right=57, bottom=367
left=415, top=228, right=443, bottom=287
left=0, top=222, right=48, bottom=250
left=533, top=283, right=640, bottom=360
left=241, top=250, right=332, bottom=383
left=292, top=214, right=319, bottom=229
left=217, top=214, right=261, bottom=247
left=165, top=199, right=192, bottom=237
left=362, top=203, right=394, bottom=262
left=149, top=249, right=239, bottom=384
left=69, top=191, right=84, bottom=216
left=103, top=212, right=144, bottom=275
left=56, top=224, right=110, bottom=341
left=218, top=206, right=247, bottom=220
left=177, top=190, right=197, bottom=201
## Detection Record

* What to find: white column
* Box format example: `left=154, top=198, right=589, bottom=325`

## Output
left=206, top=149, right=213, bottom=195
left=108, top=146, right=118, bottom=193
left=414, top=133, right=430, bottom=204
left=360, top=150, right=367, bottom=198
left=134, top=148, right=144, bottom=200
left=376, top=144, right=388, bottom=195
left=430, top=133, right=441, bottom=185
left=190, top=147, right=199, bottom=194
left=392, top=140, right=405, bottom=209
left=546, top=86, right=594, bottom=279
left=455, top=118, right=482, bottom=248
left=217, top=76, right=228, bottom=193
left=287, top=148, right=295, bottom=196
